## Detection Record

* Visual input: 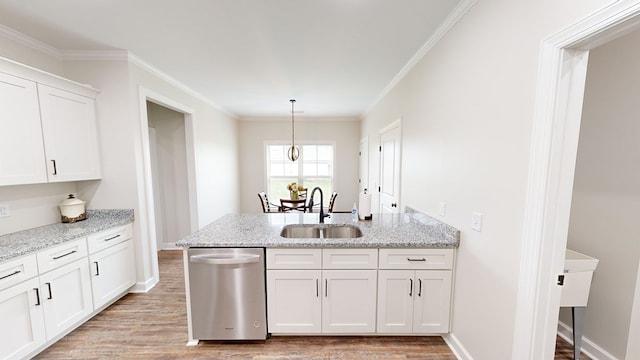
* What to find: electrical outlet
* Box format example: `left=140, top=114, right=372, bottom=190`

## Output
left=471, top=211, right=482, bottom=232
left=438, top=202, right=446, bottom=217
left=0, top=203, right=10, bottom=218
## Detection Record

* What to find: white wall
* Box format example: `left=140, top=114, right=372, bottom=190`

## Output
left=560, top=29, right=640, bottom=360
left=360, top=0, right=613, bottom=358
left=62, top=58, right=240, bottom=289
left=238, top=117, right=360, bottom=213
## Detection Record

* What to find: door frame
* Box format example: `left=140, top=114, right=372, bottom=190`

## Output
left=513, top=1, right=640, bottom=358
left=378, top=119, right=402, bottom=214
left=137, top=86, right=198, bottom=288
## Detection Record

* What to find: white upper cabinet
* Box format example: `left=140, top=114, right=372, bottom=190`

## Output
left=0, top=57, right=101, bottom=186
left=0, top=72, right=48, bottom=185
left=38, top=84, right=101, bottom=182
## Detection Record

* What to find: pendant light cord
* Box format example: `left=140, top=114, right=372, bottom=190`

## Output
left=290, top=99, right=296, bottom=149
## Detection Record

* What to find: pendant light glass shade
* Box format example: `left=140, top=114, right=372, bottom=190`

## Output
left=287, top=99, right=299, bottom=162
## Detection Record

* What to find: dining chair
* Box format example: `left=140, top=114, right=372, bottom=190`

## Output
left=280, top=198, right=307, bottom=212
left=298, top=188, right=308, bottom=199
left=258, top=192, right=281, bottom=213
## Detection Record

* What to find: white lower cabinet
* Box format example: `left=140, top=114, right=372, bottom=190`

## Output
left=377, top=249, right=453, bottom=334
left=266, top=249, right=377, bottom=334
left=267, top=270, right=322, bottom=333
left=377, top=270, right=452, bottom=333
left=0, top=277, right=46, bottom=360
left=88, top=225, right=135, bottom=310
left=0, top=222, right=135, bottom=360
left=39, top=258, right=93, bottom=339
left=322, top=270, right=377, bottom=333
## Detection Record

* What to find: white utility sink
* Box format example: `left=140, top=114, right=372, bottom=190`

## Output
left=561, top=249, right=599, bottom=307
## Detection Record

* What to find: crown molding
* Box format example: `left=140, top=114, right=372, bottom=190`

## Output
left=60, top=50, right=130, bottom=61
left=362, top=0, right=478, bottom=118
left=0, top=24, right=61, bottom=58
left=126, top=53, right=235, bottom=118
left=0, top=24, right=235, bottom=118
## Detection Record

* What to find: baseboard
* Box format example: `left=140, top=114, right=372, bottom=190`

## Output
left=443, top=333, right=473, bottom=360
left=130, top=276, right=158, bottom=293
left=557, top=320, right=619, bottom=360
left=159, top=243, right=181, bottom=250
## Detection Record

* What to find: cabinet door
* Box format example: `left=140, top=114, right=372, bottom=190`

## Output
left=89, top=239, right=136, bottom=310
left=376, top=270, right=414, bottom=333
left=266, top=270, right=321, bottom=333
left=322, top=270, right=377, bottom=333
left=0, top=73, right=47, bottom=186
left=39, top=258, right=93, bottom=339
left=38, top=84, right=101, bottom=182
left=413, top=270, right=452, bottom=333
left=0, top=277, right=46, bottom=360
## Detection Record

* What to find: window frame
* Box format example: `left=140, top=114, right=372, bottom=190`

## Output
left=264, top=141, right=336, bottom=206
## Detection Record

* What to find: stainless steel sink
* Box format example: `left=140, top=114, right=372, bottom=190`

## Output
left=322, top=225, right=362, bottom=238
left=279, top=225, right=321, bottom=239
left=280, top=224, right=363, bottom=239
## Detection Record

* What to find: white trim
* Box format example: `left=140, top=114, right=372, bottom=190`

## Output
left=137, top=86, right=199, bottom=289
left=0, top=24, right=61, bottom=58
left=363, top=0, right=477, bottom=117
left=130, top=276, right=158, bottom=293
left=557, top=320, right=619, bottom=360
left=128, top=53, right=234, bottom=118
left=60, top=50, right=130, bottom=62
left=514, top=1, right=640, bottom=359
left=443, top=333, right=473, bottom=360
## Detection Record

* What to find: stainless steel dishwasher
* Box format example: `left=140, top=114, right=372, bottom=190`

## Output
left=187, top=248, right=267, bottom=340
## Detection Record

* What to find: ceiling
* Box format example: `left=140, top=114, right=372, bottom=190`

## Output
left=0, top=0, right=463, bottom=118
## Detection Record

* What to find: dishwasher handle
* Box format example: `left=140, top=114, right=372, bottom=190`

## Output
left=190, top=254, right=261, bottom=265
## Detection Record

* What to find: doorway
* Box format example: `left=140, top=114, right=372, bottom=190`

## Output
left=513, top=2, right=640, bottom=359
left=146, top=102, right=191, bottom=250
left=137, top=87, right=198, bottom=288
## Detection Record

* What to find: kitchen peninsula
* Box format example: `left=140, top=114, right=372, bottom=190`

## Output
left=177, top=209, right=460, bottom=344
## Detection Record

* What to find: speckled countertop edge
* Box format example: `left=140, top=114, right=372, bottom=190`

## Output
left=0, top=209, right=134, bottom=263
left=177, top=210, right=460, bottom=249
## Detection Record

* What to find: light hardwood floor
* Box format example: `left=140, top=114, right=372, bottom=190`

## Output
left=34, top=250, right=586, bottom=360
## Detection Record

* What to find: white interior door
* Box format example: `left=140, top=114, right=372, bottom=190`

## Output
left=359, top=138, right=369, bottom=194
left=379, top=121, right=402, bottom=214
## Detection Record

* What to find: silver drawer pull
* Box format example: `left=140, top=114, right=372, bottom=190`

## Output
left=104, top=234, right=121, bottom=242
left=0, top=270, right=21, bottom=280
left=407, top=257, right=426, bottom=262
left=53, top=250, right=77, bottom=260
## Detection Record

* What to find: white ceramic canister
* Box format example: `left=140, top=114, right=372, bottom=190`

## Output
left=59, top=194, right=87, bottom=223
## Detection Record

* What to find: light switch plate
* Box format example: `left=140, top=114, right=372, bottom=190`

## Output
left=471, top=211, right=482, bottom=232
left=438, top=202, right=446, bottom=217
left=0, top=203, right=10, bottom=218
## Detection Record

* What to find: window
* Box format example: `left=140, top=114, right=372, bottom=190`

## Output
left=266, top=143, right=334, bottom=207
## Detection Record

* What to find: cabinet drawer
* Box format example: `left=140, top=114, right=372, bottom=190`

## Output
left=87, top=223, right=132, bottom=254
left=0, top=254, right=38, bottom=292
left=267, top=249, right=322, bottom=269
left=322, top=249, right=378, bottom=269
left=379, top=249, right=453, bottom=270
left=37, top=238, right=88, bottom=273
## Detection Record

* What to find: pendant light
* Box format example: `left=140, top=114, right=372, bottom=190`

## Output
left=287, top=99, right=300, bottom=162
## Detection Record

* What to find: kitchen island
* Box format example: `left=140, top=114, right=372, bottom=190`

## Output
left=177, top=209, right=460, bottom=344
left=176, top=210, right=460, bottom=249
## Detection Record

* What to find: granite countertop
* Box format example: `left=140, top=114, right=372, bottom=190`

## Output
left=177, top=210, right=460, bottom=249
left=0, top=209, right=134, bottom=263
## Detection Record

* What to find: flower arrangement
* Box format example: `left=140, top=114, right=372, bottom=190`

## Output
left=287, top=182, right=304, bottom=200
